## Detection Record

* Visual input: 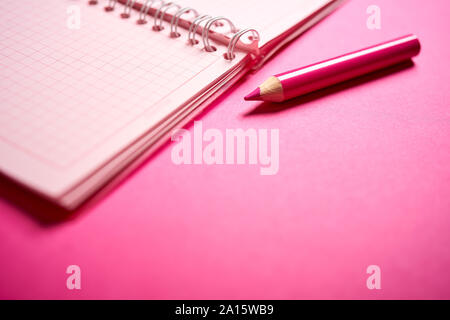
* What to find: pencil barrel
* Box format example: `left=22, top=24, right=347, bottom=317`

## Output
left=277, top=34, right=421, bottom=100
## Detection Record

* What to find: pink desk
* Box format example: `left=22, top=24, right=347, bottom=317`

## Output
left=1, top=0, right=449, bottom=299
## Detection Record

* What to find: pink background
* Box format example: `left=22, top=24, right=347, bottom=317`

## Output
left=1, top=0, right=450, bottom=299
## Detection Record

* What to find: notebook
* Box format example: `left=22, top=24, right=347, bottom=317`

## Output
left=0, top=0, right=341, bottom=209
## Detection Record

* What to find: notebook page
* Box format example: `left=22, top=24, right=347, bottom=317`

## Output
left=188, top=0, right=334, bottom=46
left=0, top=0, right=246, bottom=198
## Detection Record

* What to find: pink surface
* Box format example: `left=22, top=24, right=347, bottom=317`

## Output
left=1, top=0, right=450, bottom=299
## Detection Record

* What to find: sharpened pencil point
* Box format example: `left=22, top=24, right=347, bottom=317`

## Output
left=244, top=87, right=261, bottom=101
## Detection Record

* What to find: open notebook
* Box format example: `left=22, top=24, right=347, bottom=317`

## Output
left=0, top=0, right=341, bottom=209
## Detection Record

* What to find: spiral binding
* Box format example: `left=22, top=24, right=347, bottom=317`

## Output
left=121, top=0, right=137, bottom=18
left=89, top=0, right=259, bottom=61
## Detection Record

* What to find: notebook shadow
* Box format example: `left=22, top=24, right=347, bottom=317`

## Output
left=0, top=71, right=252, bottom=227
left=243, top=60, right=415, bottom=116
left=0, top=139, right=170, bottom=227
left=0, top=173, right=76, bottom=226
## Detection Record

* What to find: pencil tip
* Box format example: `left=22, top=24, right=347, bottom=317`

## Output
left=244, top=87, right=261, bottom=101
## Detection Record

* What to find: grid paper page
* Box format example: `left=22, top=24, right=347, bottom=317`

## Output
left=0, top=0, right=219, bottom=167
left=0, top=0, right=245, bottom=197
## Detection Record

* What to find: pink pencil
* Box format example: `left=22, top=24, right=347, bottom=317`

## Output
left=244, top=34, right=421, bottom=102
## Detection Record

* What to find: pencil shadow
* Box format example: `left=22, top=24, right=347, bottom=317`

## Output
left=243, top=60, right=415, bottom=116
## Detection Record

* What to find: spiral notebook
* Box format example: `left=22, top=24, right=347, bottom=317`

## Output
left=0, top=0, right=341, bottom=209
